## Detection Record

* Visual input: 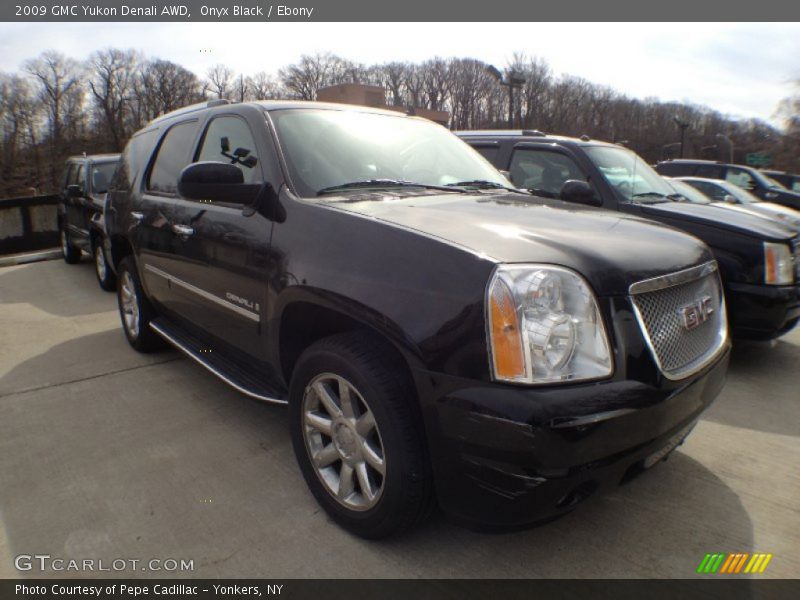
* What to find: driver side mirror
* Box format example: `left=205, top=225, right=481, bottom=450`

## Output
left=559, top=180, right=602, bottom=207
left=178, top=162, right=284, bottom=221
left=66, top=184, right=82, bottom=198
left=722, top=194, right=737, bottom=204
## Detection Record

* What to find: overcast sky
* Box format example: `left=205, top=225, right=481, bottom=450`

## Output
left=1, top=22, right=798, bottom=127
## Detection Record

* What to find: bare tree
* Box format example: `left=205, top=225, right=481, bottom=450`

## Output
left=207, top=63, right=234, bottom=99
left=87, top=48, right=140, bottom=151
left=24, top=50, right=82, bottom=152
left=246, top=71, right=282, bottom=100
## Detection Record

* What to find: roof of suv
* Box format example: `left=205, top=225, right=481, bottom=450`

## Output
left=457, top=129, right=620, bottom=149
left=148, top=99, right=426, bottom=127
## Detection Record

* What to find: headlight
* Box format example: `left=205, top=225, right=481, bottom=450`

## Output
left=764, top=242, right=794, bottom=285
left=486, top=265, right=613, bottom=384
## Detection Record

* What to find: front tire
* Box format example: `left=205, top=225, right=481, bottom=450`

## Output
left=60, top=225, right=81, bottom=264
left=93, top=239, right=117, bottom=292
left=116, top=256, right=163, bottom=352
left=289, top=331, right=434, bottom=539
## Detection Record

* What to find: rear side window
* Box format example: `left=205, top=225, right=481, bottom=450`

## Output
left=62, top=164, right=75, bottom=189
left=147, top=121, right=198, bottom=195
left=694, top=164, right=724, bottom=179
left=114, top=129, right=159, bottom=192
left=196, top=116, right=262, bottom=184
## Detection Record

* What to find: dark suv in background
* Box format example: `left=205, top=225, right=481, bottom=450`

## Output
left=58, top=153, right=121, bottom=290
left=655, top=159, right=800, bottom=210
left=764, top=170, right=800, bottom=193
left=460, top=131, right=800, bottom=340
left=105, top=101, right=729, bottom=538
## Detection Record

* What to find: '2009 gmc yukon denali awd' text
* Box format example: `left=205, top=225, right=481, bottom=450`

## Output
left=105, top=100, right=730, bottom=538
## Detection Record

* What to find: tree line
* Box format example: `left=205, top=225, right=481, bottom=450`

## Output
left=1, top=49, right=798, bottom=198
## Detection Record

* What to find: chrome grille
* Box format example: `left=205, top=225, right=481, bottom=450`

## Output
left=792, top=238, right=800, bottom=280
left=630, top=261, right=727, bottom=380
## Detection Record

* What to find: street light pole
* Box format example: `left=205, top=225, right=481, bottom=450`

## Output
left=715, top=134, right=734, bottom=163
left=673, top=116, right=690, bottom=158
left=486, top=65, right=526, bottom=129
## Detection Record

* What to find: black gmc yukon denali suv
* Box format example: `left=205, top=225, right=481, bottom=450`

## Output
left=106, top=101, right=729, bottom=538
left=460, top=131, right=800, bottom=340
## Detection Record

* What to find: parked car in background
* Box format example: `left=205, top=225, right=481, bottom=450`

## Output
left=654, top=159, right=800, bottom=210
left=104, top=100, right=730, bottom=538
left=675, top=176, right=800, bottom=232
left=58, top=153, right=121, bottom=290
left=460, top=131, right=800, bottom=340
left=763, top=170, right=800, bottom=193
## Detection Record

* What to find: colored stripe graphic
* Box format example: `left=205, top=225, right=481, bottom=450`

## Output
left=700, top=553, right=773, bottom=575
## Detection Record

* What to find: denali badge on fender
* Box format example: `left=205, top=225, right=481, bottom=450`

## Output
left=680, top=295, right=714, bottom=331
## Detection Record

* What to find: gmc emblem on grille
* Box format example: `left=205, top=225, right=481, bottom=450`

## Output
left=679, top=295, right=714, bottom=331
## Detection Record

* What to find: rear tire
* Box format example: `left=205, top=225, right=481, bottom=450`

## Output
left=116, top=256, right=164, bottom=352
left=93, top=239, right=117, bottom=292
left=289, top=331, right=434, bottom=539
left=60, top=225, right=81, bottom=264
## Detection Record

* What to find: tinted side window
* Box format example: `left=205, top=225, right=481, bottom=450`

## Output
left=75, top=164, right=86, bottom=193
left=509, top=148, right=586, bottom=197
left=114, top=129, right=159, bottom=192
left=472, top=145, right=499, bottom=164
left=62, top=164, right=75, bottom=189
left=694, top=165, right=724, bottom=178
left=196, top=116, right=262, bottom=184
left=147, top=121, right=198, bottom=195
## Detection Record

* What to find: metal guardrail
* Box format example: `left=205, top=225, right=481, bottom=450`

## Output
left=0, top=194, right=60, bottom=255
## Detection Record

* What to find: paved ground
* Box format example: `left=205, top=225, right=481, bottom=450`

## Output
left=0, top=258, right=798, bottom=579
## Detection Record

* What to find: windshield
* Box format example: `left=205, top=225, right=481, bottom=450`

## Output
left=91, top=162, right=118, bottom=195
left=584, top=145, right=676, bottom=202
left=721, top=182, right=762, bottom=204
left=269, top=108, right=509, bottom=197
left=667, top=179, right=712, bottom=204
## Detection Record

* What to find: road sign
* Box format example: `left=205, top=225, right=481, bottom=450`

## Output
left=746, top=153, right=772, bottom=167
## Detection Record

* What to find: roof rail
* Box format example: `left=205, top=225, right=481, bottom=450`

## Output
left=149, top=98, right=233, bottom=125
left=521, top=129, right=546, bottom=137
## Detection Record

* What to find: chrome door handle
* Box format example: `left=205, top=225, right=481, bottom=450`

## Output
left=171, top=224, right=195, bottom=237
left=130, top=211, right=144, bottom=224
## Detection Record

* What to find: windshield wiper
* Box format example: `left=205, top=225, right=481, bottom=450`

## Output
left=317, top=179, right=467, bottom=196
left=445, top=180, right=525, bottom=193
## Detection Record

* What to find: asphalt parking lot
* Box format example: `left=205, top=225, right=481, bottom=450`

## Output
left=0, top=257, right=798, bottom=579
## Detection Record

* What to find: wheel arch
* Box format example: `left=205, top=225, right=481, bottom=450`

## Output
left=275, top=292, right=423, bottom=395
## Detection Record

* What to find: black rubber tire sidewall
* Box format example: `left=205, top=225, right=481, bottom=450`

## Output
left=60, top=225, right=81, bottom=264
left=289, top=332, right=433, bottom=539
left=116, top=256, right=163, bottom=353
left=94, top=240, right=117, bottom=292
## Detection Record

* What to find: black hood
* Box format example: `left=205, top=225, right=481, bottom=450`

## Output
left=320, top=192, right=713, bottom=296
left=641, top=201, right=795, bottom=241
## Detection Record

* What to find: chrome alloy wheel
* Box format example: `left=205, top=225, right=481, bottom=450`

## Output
left=302, top=373, right=386, bottom=511
left=95, top=245, right=107, bottom=280
left=119, top=271, right=140, bottom=338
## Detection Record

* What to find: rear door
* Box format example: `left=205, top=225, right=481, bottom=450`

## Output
left=135, top=119, right=201, bottom=315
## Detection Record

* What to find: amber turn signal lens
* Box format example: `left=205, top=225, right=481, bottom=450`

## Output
left=489, top=279, right=525, bottom=380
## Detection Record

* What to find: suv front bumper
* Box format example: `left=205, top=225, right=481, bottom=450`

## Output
left=727, top=281, right=800, bottom=339
left=413, top=345, right=730, bottom=528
